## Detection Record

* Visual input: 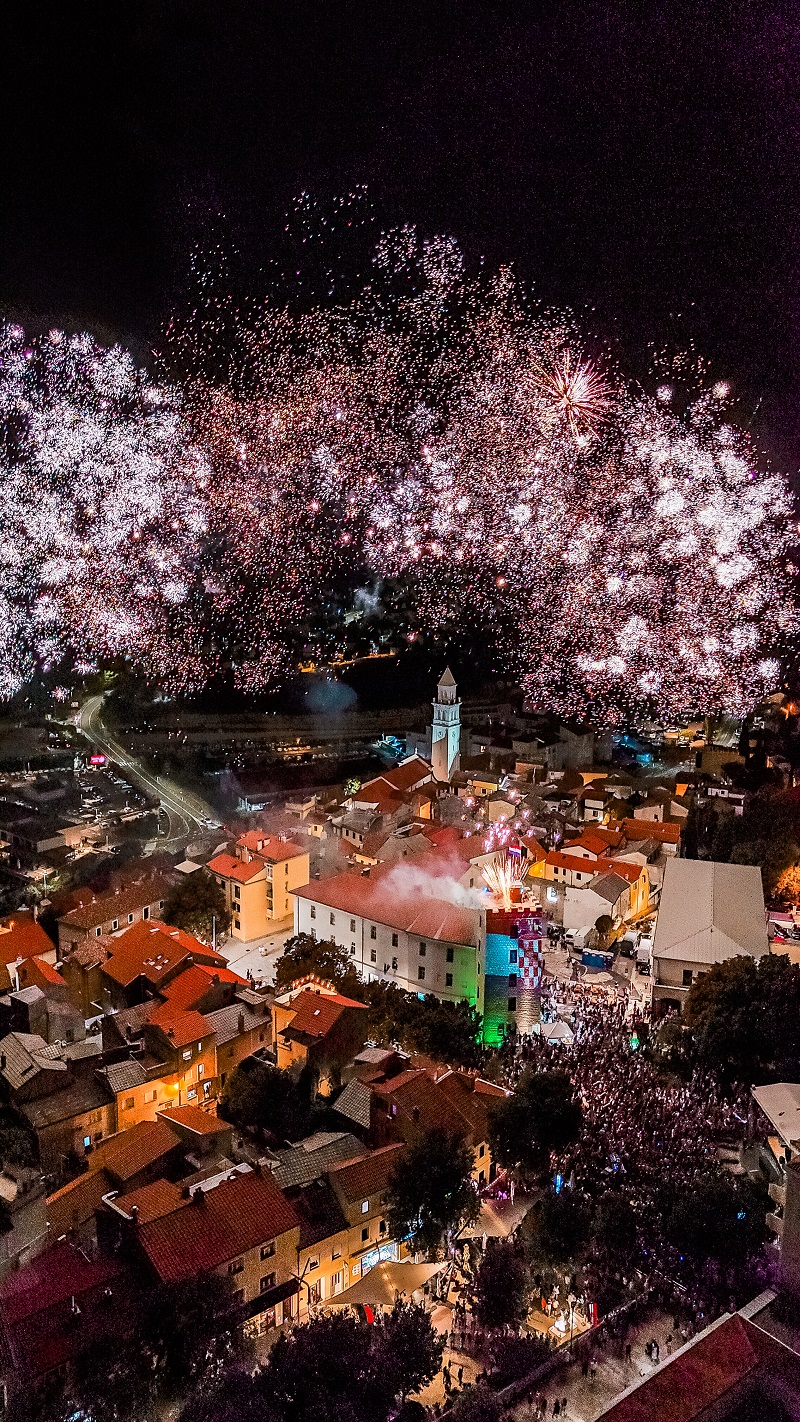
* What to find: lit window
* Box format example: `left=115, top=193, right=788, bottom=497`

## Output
left=361, top=1199, right=369, bottom=1214
left=83, top=1135, right=91, bottom=1149
left=182, top=1048, right=192, bottom=1061
left=198, top=1063, right=204, bottom=1077
left=261, top=1241, right=276, bottom=1260
left=308, top=1257, right=319, bottom=1272
left=187, top=1087, right=197, bottom=1099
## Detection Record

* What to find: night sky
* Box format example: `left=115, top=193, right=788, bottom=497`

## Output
left=6, top=1, right=800, bottom=466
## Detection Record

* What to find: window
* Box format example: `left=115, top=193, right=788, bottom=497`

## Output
left=143, top=906, right=149, bottom=919
left=445, top=973, right=453, bottom=987
left=361, top=1226, right=369, bottom=1242
left=95, top=927, right=102, bottom=937
left=307, top=1257, right=319, bottom=1272
left=332, top=1270, right=342, bottom=1294
left=198, top=1063, right=204, bottom=1077
left=332, top=1249, right=341, bottom=1261
left=419, top=942, right=426, bottom=957
left=145, top=1089, right=157, bottom=1104
left=112, top=919, right=119, bottom=931
left=418, top=966, right=426, bottom=981
left=159, top=900, right=165, bottom=909
left=83, top=1135, right=91, bottom=1149
left=187, top=1087, right=197, bottom=1099
left=234, top=885, right=240, bottom=899
left=682, top=969, right=694, bottom=987
left=228, top=1258, right=244, bottom=1275
left=370, top=925, right=377, bottom=940
left=235, top=920, right=241, bottom=930
left=310, top=906, right=316, bottom=920
left=508, top=973, right=517, bottom=986
left=446, top=947, right=454, bottom=963
left=330, top=912, right=335, bottom=925
left=507, top=997, right=517, bottom=1012
left=509, top=949, right=518, bottom=965
left=124, top=1097, right=134, bottom=1111
left=260, top=1273, right=277, bottom=1292
left=361, top=1199, right=369, bottom=1214
left=479, top=1142, right=485, bottom=1157
left=370, top=948, right=377, bottom=963
left=261, top=1240, right=277, bottom=1261
left=182, top=1048, right=192, bottom=1061
left=350, top=943, right=356, bottom=955
left=128, top=913, right=134, bottom=923
left=379, top=1219, right=387, bottom=1234
left=391, top=957, right=398, bottom=971
left=350, top=919, right=356, bottom=932
left=391, top=932, right=399, bottom=947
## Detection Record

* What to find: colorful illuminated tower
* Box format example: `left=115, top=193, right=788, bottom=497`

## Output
left=484, top=907, right=547, bottom=1044
left=430, top=666, right=461, bottom=783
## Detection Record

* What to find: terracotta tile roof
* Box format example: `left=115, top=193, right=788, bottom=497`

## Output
left=621, top=817, right=681, bottom=844
left=293, top=1180, right=349, bottom=1250
left=600, top=1314, right=763, bottom=1422
left=374, top=1070, right=474, bottom=1139
left=158, top=1104, right=231, bottom=1137
left=208, top=852, right=265, bottom=883
left=282, top=988, right=367, bottom=1042
left=293, top=874, right=482, bottom=946
left=115, top=1179, right=186, bottom=1224
left=595, top=857, right=645, bottom=884
left=46, top=1169, right=114, bottom=1242
left=157, top=962, right=245, bottom=1014
left=137, top=1168, right=299, bottom=1283
left=236, top=832, right=306, bottom=862
left=327, top=1143, right=405, bottom=1202
left=0, top=914, right=56, bottom=965
left=23, top=955, right=64, bottom=988
left=148, top=1006, right=212, bottom=1049
left=563, top=828, right=624, bottom=857
left=89, top=1120, right=180, bottom=1184
left=545, top=850, right=598, bottom=874
left=361, top=757, right=432, bottom=798
left=59, top=875, right=169, bottom=932
left=2, top=1241, right=120, bottom=1324
left=102, top=921, right=226, bottom=988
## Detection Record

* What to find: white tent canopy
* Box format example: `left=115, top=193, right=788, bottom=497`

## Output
left=331, top=1260, right=446, bottom=1308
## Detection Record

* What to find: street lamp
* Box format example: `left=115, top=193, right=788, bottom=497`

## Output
left=568, top=1293, right=577, bottom=1349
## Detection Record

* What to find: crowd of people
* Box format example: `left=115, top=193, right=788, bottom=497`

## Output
left=496, top=975, right=769, bottom=1325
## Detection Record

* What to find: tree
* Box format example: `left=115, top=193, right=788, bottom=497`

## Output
left=487, top=1333, right=549, bottom=1388
left=666, top=1171, right=767, bottom=1268
left=473, top=1239, right=530, bottom=1331
left=162, top=870, right=230, bottom=942
left=594, top=914, right=613, bottom=949
left=140, top=1273, right=251, bottom=1398
left=386, top=1128, right=480, bottom=1255
left=683, top=952, right=800, bottom=1081
left=274, top=933, right=364, bottom=995
left=219, top=1058, right=313, bottom=1141
left=260, top=1301, right=441, bottom=1422
left=447, top=1384, right=505, bottom=1422
left=488, top=1071, right=582, bottom=1180
left=534, top=1190, right=590, bottom=1265
left=592, top=1192, right=637, bottom=1261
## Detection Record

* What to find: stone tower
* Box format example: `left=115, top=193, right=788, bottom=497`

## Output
left=431, top=667, right=461, bottom=783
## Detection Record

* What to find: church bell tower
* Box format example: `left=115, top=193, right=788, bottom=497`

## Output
left=430, top=667, right=461, bottom=783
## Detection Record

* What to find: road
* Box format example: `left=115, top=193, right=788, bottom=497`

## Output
left=77, top=695, right=221, bottom=849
